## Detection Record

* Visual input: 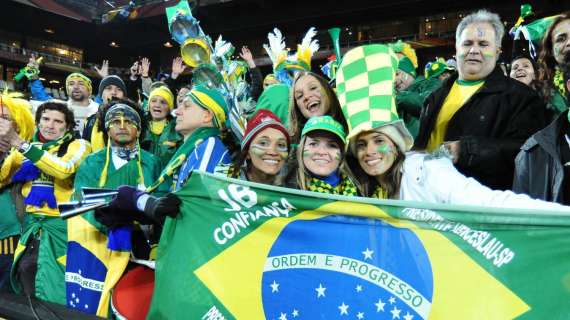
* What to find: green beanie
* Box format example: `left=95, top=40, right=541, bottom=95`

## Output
left=398, top=56, right=417, bottom=78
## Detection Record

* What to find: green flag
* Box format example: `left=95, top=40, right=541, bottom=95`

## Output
left=149, top=172, right=570, bottom=319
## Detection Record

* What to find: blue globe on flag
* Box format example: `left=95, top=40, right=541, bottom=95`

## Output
left=261, top=215, right=433, bottom=319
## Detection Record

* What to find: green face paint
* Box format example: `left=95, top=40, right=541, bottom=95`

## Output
left=482, top=52, right=495, bottom=58
left=378, top=144, right=392, bottom=154
left=334, top=151, right=342, bottom=161
left=278, top=151, right=289, bottom=159
left=554, top=46, right=562, bottom=59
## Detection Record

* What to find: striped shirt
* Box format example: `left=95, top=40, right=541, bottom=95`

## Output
left=174, top=136, right=231, bottom=191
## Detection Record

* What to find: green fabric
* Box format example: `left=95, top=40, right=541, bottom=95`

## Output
left=396, top=77, right=442, bottom=138
left=146, top=127, right=220, bottom=193
left=149, top=172, right=570, bottom=319
left=301, top=116, right=346, bottom=144
left=0, top=186, right=20, bottom=239
left=546, top=89, right=569, bottom=118
left=256, top=84, right=290, bottom=127
left=336, top=44, right=400, bottom=140
left=11, top=214, right=67, bottom=305
left=74, top=148, right=161, bottom=200
left=398, top=56, right=416, bottom=77
left=457, top=79, right=485, bottom=86
left=142, top=118, right=183, bottom=169
left=73, top=148, right=161, bottom=232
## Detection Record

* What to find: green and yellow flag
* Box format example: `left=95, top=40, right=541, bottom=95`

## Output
left=149, top=172, right=570, bottom=319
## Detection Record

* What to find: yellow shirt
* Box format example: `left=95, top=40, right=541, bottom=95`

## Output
left=426, top=80, right=484, bottom=151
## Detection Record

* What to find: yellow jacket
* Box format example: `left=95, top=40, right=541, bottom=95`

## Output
left=0, top=138, right=91, bottom=217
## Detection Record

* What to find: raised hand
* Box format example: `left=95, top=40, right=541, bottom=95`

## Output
left=94, top=59, right=110, bottom=78
left=141, top=57, right=151, bottom=78
left=171, top=57, right=187, bottom=80
left=0, top=118, right=22, bottom=151
left=239, top=46, right=256, bottom=68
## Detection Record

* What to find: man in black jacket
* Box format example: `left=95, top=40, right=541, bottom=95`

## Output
left=513, top=54, right=570, bottom=204
left=415, top=9, right=545, bottom=190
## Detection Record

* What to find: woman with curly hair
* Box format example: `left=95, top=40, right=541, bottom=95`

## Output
left=537, top=12, right=570, bottom=121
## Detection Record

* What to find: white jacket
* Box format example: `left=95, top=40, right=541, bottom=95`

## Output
left=400, top=153, right=568, bottom=211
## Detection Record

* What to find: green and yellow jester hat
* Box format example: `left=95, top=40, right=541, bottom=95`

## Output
left=336, top=44, right=413, bottom=153
left=65, top=72, right=92, bottom=96
left=389, top=40, right=418, bottom=78
left=0, top=90, right=35, bottom=141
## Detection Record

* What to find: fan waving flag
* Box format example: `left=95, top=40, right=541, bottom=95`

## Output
left=148, top=172, right=570, bottom=319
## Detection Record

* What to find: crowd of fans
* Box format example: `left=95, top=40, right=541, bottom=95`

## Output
left=0, top=7, right=569, bottom=319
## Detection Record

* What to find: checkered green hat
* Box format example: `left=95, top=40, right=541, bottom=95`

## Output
left=336, top=44, right=413, bottom=151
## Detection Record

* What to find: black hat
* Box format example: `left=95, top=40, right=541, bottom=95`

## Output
left=98, top=75, right=127, bottom=96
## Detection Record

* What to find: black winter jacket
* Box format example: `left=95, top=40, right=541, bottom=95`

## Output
left=513, top=111, right=568, bottom=203
left=415, top=67, right=546, bottom=190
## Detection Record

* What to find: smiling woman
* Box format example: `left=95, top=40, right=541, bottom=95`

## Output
left=219, top=109, right=290, bottom=186
left=296, top=116, right=358, bottom=196
left=288, top=71, right=347, bottom=143
left=509, top=55, right=537, bottom=88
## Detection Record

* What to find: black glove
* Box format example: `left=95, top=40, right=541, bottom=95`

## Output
left=94, top=205, right=138, bottom=229
left=107, top=185, right=146, bottom=212
left=143, top=193, right=182, bottom=222
left=95, top=186, right=150, bottom=228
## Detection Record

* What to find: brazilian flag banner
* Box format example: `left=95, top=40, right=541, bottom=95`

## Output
left=148, top=172, right=570, bottom=319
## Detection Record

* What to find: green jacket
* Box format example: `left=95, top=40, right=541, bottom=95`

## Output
left=0, top=186, right=21, bottom=240
left=141, top=118, right=183, bottom=169
left=397, top=76, right=442, bottom=138
left=73, top=148, right=162, bottom=196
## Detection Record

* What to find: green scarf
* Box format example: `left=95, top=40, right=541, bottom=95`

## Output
left=308, top=174, right=358, bottom=196
left=553, top=69, right=567, bottom=99
left=372, top=185, right=388, bottom=199
left=146, top=127, right=220, bottom=192
left=33, top=132, right=74, bottom=151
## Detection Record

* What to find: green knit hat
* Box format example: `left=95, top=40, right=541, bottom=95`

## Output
left=336, top=44, right=413, bottom=152
left=255, top=83, right=290, bottom=127
left=398, top=56, right=417, bottom=77
left=301, top=115, right=346, bottom=145
left=187, top=85, right=228, bottom=129
left=425, top=58, right=452, bottom=79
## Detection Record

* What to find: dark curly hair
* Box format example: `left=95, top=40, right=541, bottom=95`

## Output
left=35, top=101, right=75, bottom=132
left=97, top=98, right=146, bottom=143
left=537, top=12, right=570, bottom=101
